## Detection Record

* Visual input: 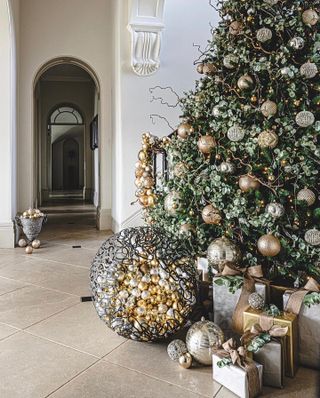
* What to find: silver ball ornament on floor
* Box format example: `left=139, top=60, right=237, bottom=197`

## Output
left=208, top=237, right=241, bottom=272
left=18, top=238, right=27, bottom=248
left=227, top=125, right=245, bottom=142
left=167, top=339, right=188, bottom=361
left=265, top=203, right=285, bottom=218
left=248, top=293, right=265, bottom=310
left=304, top=229, right=320, bottom=246
left=25, top=246, right=33, bottom=254
left=186, top=317, right=224, bottom=365
left=295, top=111, right=315, bottom=128
left=32, top=239, right=41, bottom=249
left=256, top=27, right=272, bottom=43
left=178, top=352, right=193, bottom=369
left=300, top=62, right=318, bottom=79
left=297, top=188, right=316, bottom=206
left=289, top=37, right=305, bottom=50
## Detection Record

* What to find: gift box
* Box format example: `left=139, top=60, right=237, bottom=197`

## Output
left=212, top=353, right=263, bottom=398
left=243, top=308, right=298, bottom=377
left=213, top=278, right=267, bottom=339
left=283, top=290, right=320, bottom=369
left=253, top=338, right=285, bottom=388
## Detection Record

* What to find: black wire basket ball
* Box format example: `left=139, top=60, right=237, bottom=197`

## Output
left=90, top=226, right=197, bottom=341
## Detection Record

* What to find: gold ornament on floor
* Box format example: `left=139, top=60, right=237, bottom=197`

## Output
left=32, top=239, right=41, bottom=249
left=304, top=229, right=320, bottom=246
left=297, top=188, right=316, bottom=206
left=239, top=175, right=260, bottom=192
left=208, top=237, right=241, bottom=272
left=300, top=62, right=318, bottom=79
left=261, top=100, right=277, bottom=117
left=197, top=135, right=216, bottom=154
left=178, top=352, right=193, bottom=369
left=257, top=234, right=281, bottom=257
left=186, top=317, right=224, bottom=365
left=237, top=74, right=254, bottom=91
left=177, top=123, right=194, bottom=139
left=229, top=21, right=243, bottom=35
left=258, top=130, right=278, bottom=149
left=25, top=246, right=33, bottom=254
left=202, top=204, right=221, bottom=225
left=302, top=9, right=319, bottom=26
left=256, top=27, right=272, bottom=43
left=164, top=191, right=183, bottom=216
left=296, top=111, right=315, bottom=128
left=18, top=238, right=27, bottom=248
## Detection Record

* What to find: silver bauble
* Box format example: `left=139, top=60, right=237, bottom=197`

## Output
left=304, top=229, right=320, bottom=246
left=237, top=74, right=254, bottom=90
left=289, top=37, right=305, bottom=50
left=297, top=188, right=316, bottom=206
left=18, top=238, right=27, bottom=248
left=186, top=317, right=224, bottom=365
left=208, top=237, right=241, bottom=271
left=32, top=239, right=41, bottom=249
left=302, top=9, right=319, bottom=26
left=25, top=246, right=33, bottom=254
left=227, top=125, right=245, bottom=142
left=164, top=191, right=182, bottom=216
left=248, top=293, right=265, bottom=310
left=167, top=339, right=188, bottom=361
left=265, top=202, right=285, bottom=218
left=219, top=161, right=235, bottom=174
left=256, top=27, right=272, bottom=43
left=223, top=54, right=238, bottom=69
left=300, top=62, right=318, bottom=79
left=295, top=111, right=315, bottom=128
left=212, top=106, right=221, bottom=117
left=261, top=100, right=277, bottom=117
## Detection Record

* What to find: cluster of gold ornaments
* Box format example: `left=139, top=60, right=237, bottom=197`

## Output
left=21, top=208, right=44, bottom=219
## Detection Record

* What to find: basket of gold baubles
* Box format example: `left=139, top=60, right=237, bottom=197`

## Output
left=16, top=208, right=47, bottom=254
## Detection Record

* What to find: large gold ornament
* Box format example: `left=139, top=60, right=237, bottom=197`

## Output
left=202, top=204, right=222, bottom=225
left=229, top=21, right=243, bottom=35
left=257, top=130, right=278, bottom=149
left=186, top=317, right=224, bottom=365
left=208, top=237, right=241, bottom=272
left=296, top=111, right=315, bottom=127
left=90, top=227, right=197, bottom=342
left=239, top=175, right=260, bottom=192
left=302, top=9, right=319, bottom=26
left=297, top=188, right=316, bottom=206
left=164, top=191, right=183, bottom=216
left=237, top=74, right=254, bottom=90
left=177, top=123, right=194, bottom=139
left=257, top=234, right=281, bottom=257
left=197, top=135, right=216, bottom=154
left=261, top=100, right=277, bottom=117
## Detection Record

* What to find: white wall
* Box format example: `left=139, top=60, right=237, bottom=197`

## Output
left=112, top=0, right=217, bottom=230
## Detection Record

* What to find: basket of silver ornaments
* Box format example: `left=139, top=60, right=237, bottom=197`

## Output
left=16, top=208, right=47, bottom=253
left=90, top=226, right=198, bottom=342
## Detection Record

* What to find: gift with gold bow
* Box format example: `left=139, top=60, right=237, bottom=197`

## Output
left=283, top=277, right=320, bottom=369
left=212, top=338, right=263, bottom=398
left=241, top=314, right=288, bottom=387
left=213, top=263, right=270, bottom=338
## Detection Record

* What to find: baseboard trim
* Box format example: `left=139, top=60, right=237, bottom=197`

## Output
left=0, top=222, right=15, bottom=248
left=97, top=207, right=112, bottom=230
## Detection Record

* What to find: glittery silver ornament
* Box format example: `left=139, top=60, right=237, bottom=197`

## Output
left=219, top=161, right=235, bottom=174
left=227, top=125, right=245, bottom=142
left=208, top=237, right=241, bottom=271
left=186, top=317, right=224, bottom=365
left=167, top=339, right=188, bottom=361
left=304, top=229, right=320, bottom=246
left=212, top=106, right=221, bottom=117
left=300, top=62, right=318, bottom=79
left=256, top=27, right=272, bottom=43
left=297, top=188, right=316, bottom=206
left=164, top=191, right=183, bottom=215
left=302, top=9, right=319, bottom=26
left=289, top=37, right=305, bottom=50
left=257, top=130, right=278, bottom=148
left=248, top=292, right=265, bottom=310
left=261, top=100, right=277, bottom=117
left=18, top=238, right=27, bottom=248
left=265, top=203, right=285, bottom=218
left=223, top=54, right=238, bottom=69
left=295, top=111, right=315, bottom=128
left=237, top=74, right=254, bottom=90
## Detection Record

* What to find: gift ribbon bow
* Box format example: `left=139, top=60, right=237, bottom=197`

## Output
left=219, top=263, right=267, bottom=334
left=284, top=277, right=320, bottom=315
left=214, top=338, right=260, bottom=398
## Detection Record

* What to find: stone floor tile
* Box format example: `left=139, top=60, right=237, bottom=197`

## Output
left=47, top=360, right=204, bottom=398
left=0, top=323, right=19, bottom=340
left=0, top=276, right=26, bottom=296
left=0, top=285, right=78, bottom=328
left=104, top=340, right=220, bottom=397
left=27, top=302, right=126, bottom=357
left=0, top=332, right=97, bottom=398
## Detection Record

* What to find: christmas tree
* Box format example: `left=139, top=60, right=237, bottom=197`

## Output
left=136, top=0, right=320, bottom=284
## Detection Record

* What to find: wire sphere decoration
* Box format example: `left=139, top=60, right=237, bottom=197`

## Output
left=90, top=227, right=198, bottom=342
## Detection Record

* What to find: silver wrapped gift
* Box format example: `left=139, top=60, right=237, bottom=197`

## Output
left=212, top=353, right=263, bottom=398
left=283, top=291, right=320, bottom=369
left=213, top=278, right=267, bottom=339
left=253, top=339, right=285, bottom=388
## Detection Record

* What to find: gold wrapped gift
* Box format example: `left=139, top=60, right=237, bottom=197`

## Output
left=243, top=308, right=298, bottom=377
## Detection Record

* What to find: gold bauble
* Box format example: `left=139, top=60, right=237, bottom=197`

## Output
left=201, top=204, right=222, bottom=225
left=229, top=21, right=243, bottom=35
left=178, top=352, right=193, bottom=369
left=25, top=246, right=33, bottom=255
left=239, top=175, right=260, bottom=192
left=143, top=176, right=154, bottom=189
left=208, top=237, right=241, bottom=272
left=302, top=9, right=319, bottom=25
left=138, top=150, right=147, bottom=161
left=297, top=188, right=316, bottom=206
left=151, top=275, right=160, bottom=284
left=18, top=238, right=27, bottom=248
left=179, top=223, right=195, bottom=235
left=257, top=234, right=281, bottom=257
left=196, top=63, right=204, bottom=74
left=177, top=123, right=194, bottom=139
left=257, top=130, right=278, bottom=149
left=202, top=63, right=217, bottom=75
left=173, top=162, right=188, bottom=178
left=135, top=167, right=144, bottom=177
left=261, top=100, right=277, bottom=117
left=197, top=135, right=216, bottom=154
left=147, top=195, right=155, bottom=207
left=139, top=195, right=149, bottom=206
left=237, top=74, right=254, bottom=90
left=32, top=239, right=41, bottom=249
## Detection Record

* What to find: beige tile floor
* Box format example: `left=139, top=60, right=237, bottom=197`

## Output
left=0, top=202, right=319, bottom=398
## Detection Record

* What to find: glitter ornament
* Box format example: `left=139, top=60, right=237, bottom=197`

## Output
left=261, top=100, right=277, bottom=117
left=302, top=9, right=319, bottom=26
left=208, top=237, right=241, bottom=272
left=256, top=27, right=272, bottom=43
left=227, top=125, right=245, bottom=142
left=173, top=162, right=188, bottom=178
left=304, top=229, right=320, bottom=246
left=229, top=21, right=243, bottom=35
left=177, top=123, right=194, bottom=139
left=202, top=204, right=222, bottom=225
left=25, top=246, right=33, bottom=254
left=289, top=37, right=305, bottom=50
left=197, top=135, right=216, bottom=154
left=237, top=74, right=254, bottom=90
left=257, top=234, right=281, bottom=257
left=18, top=238, right=27, bottom=248
left=297, top=188, right=316, bottom=206
left=164, top=191, right=183, bottom=216
left=265, top=203, right=285, bottom=218
left=223, top=54, right=238, bottom=69
left=32, top=239, right=41, bottom=249
left=167, top=339, right=188, bottom=361
left=239, top=175, right=260, bottom=192
left=295, top=111, right=315, bottom=128
left=300, top=62, right=318, bottom=79
left=219, top=161, right=235, bottom=174
left=257, top=130, right=278, bottom=149
left=203, top=63, right=217, bottom=75
left=248, top=292, right=265, bottom=310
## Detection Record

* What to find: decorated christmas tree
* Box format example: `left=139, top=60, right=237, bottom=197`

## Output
left=135, top=0, right=320, bottom=285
